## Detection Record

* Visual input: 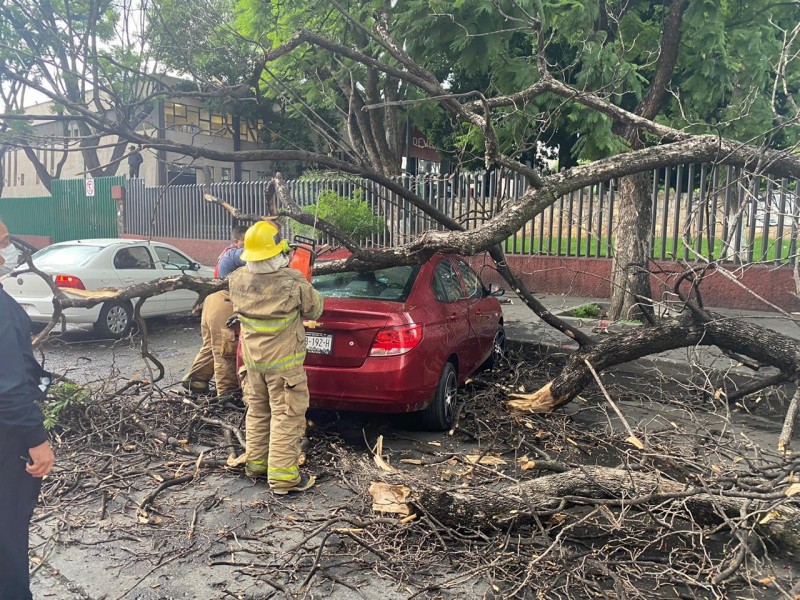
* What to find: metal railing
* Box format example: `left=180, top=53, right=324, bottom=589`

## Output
left=124, top=166, right=800, bottom=265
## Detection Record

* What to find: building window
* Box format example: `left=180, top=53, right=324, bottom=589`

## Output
left=241, top=170, right=250, bottom=181
left=163, top=101, right=233, bottom=138
left=221, top=167, right=231, bottom=182
left=167, top=167, right=197, bottom=186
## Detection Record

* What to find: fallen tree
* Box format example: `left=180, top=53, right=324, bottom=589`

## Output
left=7, top=1, right=800, bottom=450
left=401, top=464, right=800, bottom=551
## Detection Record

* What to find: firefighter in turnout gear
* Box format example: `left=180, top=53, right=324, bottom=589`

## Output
left=229, top=221, right=323, bottom=494
left=181, top=226, right=248, bottom=399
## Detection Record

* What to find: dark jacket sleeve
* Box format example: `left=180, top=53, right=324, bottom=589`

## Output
left=0, top=290, right=48, bottom=448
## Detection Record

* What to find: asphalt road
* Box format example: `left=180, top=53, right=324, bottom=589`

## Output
left=38, top=314, right=204, bottom=391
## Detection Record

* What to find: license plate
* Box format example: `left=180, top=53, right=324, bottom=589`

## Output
left=306, top=332, right=333, bottom=355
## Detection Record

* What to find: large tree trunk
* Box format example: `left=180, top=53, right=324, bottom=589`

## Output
left=608, top=171, right=655, bottom=321
left=408, top=465, right=800, bottom=550
left=510, top=311, right=800, bottom=414
left=608, top=0, right=688, bottom=321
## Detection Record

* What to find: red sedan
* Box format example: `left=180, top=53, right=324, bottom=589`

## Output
left=303, top=254, right=505, bottom=430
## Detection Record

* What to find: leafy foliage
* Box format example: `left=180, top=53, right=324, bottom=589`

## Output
left=292, top=190, right=385, bottom=244
left=396, top=0, right=800, bottom=165
left=570, top=304, right=604, bottom=319
left=41, top=382, right=91, bottom=430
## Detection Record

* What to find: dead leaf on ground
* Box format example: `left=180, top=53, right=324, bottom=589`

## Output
left=400, top=458, right=423, bottom=465
left=785, top=482, right=800, bottom=497
left=518, top=456, right=536, bottom=470
left=758, top=511, right=780, bottom=525
left=626, top=435, right=645, bottom=450
left=368, top=481, right=411, bottom=516
left=465, top=454, right=507, bottom=466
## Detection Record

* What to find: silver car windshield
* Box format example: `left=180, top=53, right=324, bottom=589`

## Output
left=31, top=245, right=103, bottom=269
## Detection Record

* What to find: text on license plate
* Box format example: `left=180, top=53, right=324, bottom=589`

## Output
left=306, top=332, right=333, bottom=355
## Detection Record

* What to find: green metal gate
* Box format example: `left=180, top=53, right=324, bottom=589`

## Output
left=0, top=176, right=123, bottom=242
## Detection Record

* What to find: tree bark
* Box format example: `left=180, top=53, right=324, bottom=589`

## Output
left=608, top=172, right=655, bottom=321
left=510, top=311, right=800, bottom=414
left=608, top=0, right=688, bottom=320
left=409, top=465, right=800, bottom=551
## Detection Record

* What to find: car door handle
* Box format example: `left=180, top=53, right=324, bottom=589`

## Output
left=123, top=278, right=135, bottom=285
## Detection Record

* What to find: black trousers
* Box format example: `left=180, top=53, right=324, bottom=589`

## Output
left=0, top=435, right=41, bottom=600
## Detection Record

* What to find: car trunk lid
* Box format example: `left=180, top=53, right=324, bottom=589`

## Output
left=3, top=270, right=56, bottom=300
left=304, top=299, right=402, bottom=368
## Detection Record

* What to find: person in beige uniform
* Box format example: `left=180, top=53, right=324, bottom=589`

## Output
left=182, top=226, right=247, bottom=399
left=228, top=221, right=323, bottom=494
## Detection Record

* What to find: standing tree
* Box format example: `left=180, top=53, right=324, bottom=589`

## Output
left=0, top=0, right=154, bottom=192
left=393, top=0, right=800, bottom=319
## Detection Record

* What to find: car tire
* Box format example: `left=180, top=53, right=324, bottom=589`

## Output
left=418, top=361, right=458, bottom=431
left=94, top=301, right=133, bottom=339
left=483, top=326, right=507, bottom=369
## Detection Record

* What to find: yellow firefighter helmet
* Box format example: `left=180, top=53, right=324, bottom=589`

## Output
left=240, top=221, right=289, bottom=262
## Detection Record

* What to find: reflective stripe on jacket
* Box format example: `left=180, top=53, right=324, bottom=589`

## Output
left=228, top=267, right=323, bottom=373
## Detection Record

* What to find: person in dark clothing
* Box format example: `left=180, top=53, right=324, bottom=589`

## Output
left=0, top=285, right=55, bottom=600
left=127, top=145, right=143, bottom=179
left=214, top=225, right=248, bottom=279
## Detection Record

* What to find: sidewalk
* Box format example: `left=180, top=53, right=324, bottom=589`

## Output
left=501, top=293, right=800, bottom=376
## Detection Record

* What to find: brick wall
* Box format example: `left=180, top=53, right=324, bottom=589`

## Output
left=467, top=254, right=800, bottom=312
left=14, top=234, right=53, bottom=250
left=122, top=234, right=229, bottom=265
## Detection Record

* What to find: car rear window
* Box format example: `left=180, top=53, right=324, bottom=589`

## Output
left=313, top=265, right=419, bottom=301
left=32, top=244, right=103, bottom=269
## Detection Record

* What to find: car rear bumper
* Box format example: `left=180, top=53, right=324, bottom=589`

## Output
left=306, top=352, right=439, bottom=413
left=15, top=299, right=102, bottom=325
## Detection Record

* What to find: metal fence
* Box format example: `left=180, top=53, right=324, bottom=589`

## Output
left=124, top=166, right=800, bottom=265
left=0, top=176, right=122, bottom=242
left=125, top=179, right=280, bottom=241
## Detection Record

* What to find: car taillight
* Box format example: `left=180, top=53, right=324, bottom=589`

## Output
left=54, top=275, right=86, bottom=290
left=369, top=324, right=423, bottom=356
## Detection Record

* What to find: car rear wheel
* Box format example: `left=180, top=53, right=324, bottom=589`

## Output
left=483, top=326, right=507, bottom=369
left=418, top=361, right=458, bottom=431
left=94, top=301, right=132, bottom=339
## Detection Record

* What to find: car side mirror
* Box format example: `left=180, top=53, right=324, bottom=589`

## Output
left=487, top=284, right=505, bottom=297
left=191, top=262, right=202, bottom=271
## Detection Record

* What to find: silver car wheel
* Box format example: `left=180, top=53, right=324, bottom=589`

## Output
left=492, top=329, right=507, bottom=364
left=442, top=368, right=457, bottom=422
left=106, top=305, right=130, bottom=335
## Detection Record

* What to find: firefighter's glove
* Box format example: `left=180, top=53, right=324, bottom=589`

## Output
left=226, top=315, right=240, bottom=329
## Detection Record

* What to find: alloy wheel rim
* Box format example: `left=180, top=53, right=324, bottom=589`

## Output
left=443, top=370, right=457, bottom=421
left=107, top=306, right=129, bottom=334
left=493, top=331, right=506, bottom=363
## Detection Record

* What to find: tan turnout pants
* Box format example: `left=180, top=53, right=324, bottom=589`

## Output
left=184, top=290, right=239, bottom=395
left=242, top=365, right=309, bottom=489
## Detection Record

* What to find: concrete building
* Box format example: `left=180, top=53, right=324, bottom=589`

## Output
left=2, top=85, right=278, bottom=198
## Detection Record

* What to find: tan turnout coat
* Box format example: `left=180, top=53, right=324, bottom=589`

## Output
left=228, top=267, right=323, bottom=373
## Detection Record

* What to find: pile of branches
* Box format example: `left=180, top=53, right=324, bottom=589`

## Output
left=32, top=349, right=800, bottom=599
